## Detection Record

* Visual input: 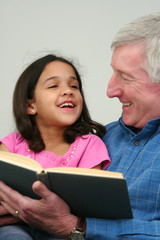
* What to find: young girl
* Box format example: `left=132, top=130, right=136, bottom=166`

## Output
left=0, top=54, right=110, bottom=240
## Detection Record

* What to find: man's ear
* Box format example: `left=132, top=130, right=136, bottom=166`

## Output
left=27, top=100, right=36, bottom=115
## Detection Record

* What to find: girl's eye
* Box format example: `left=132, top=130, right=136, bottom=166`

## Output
left=70, top=85, right=79, bottom=89
left=48, top=85, right=57, bottom=89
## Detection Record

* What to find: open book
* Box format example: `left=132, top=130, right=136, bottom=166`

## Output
left=0, top=151, right=132, bottom=219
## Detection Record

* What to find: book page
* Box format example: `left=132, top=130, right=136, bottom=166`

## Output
left=46, top=167, right=124, bottom=179
left=0, top=152, right=124, bottom=179
left=0, top=151, right=42, bottom=171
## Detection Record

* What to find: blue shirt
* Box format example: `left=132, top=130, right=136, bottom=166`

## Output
left=86, top=117, right=160, bottom=240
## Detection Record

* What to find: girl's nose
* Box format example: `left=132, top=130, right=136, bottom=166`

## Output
left=61, top=86, right=73, bottom=96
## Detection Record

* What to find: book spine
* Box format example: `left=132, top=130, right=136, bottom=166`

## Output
left=38, top=172, right=52, bottom=191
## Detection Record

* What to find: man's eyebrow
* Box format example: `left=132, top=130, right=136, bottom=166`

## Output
left=111, top=64, right=136, bottom=79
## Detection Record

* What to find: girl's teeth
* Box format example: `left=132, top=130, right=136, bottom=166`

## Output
left=60, top=103, right=74, bottom=108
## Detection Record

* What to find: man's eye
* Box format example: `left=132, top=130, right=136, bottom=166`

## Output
left=121, top=74, right=127, bottom=80
left=121, top=74, right=130, bottom=82
left=121, top=73, right=134, bottom=82
left=122, top=76, right=128, bottom=81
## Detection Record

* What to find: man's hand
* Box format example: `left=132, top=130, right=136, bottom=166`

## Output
left=0, top=204, right=21, bottom=226
left=0, top=180, right=78, bottom=238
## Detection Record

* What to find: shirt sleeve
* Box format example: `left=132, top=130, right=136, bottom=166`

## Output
left=0, top=132, right=16, bottom=152
left=0, top=132, right=23, bottom=153
left=86, top=218, right=160, bottom=239
left=77, top=135, right=111, bottom=169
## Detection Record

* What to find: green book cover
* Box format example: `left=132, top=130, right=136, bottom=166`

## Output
left=0, top=151, right=133, bottom=219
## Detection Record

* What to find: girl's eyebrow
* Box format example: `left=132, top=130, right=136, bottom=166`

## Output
left=45, top=76, right=58, bottom=81
left=43, top=76, right=78, bottom=85
left=42, top=76, right=58, bottom=86
left=46, top=76, right=78, bottom=81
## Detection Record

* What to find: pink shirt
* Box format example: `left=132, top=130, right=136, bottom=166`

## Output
left=0, top=132, right=110, bottom=169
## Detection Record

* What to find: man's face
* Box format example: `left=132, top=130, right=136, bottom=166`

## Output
left=107, top=43, right=160, bottom=129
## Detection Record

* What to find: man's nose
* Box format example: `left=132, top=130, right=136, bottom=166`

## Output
left=106, top=74, right=122, bottom=98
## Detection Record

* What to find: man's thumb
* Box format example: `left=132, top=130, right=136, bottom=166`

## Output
left=32, top=181, right=51, bottom=199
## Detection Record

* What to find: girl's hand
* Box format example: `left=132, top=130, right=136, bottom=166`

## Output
left=0, top=180, right=78, bottom=238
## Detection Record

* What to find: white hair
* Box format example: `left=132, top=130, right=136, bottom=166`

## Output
left=111, top=13, right=160, bottom=83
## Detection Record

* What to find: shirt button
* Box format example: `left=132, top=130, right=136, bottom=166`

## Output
left=134, top=140, right=140, bottom=146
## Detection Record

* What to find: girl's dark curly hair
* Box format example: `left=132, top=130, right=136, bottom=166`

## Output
left=13, top=54, right=106, bottom=152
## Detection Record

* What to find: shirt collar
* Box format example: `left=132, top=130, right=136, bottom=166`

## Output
left=119, top=116, right=160, bottom=136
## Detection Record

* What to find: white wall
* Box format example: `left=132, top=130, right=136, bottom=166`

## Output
left=0, top=0, right=160, bottom=138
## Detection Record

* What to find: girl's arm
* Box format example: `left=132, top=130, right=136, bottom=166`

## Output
left=0, top=143, right=10, bottom=152
left=92, top=163, right=102, bottom=170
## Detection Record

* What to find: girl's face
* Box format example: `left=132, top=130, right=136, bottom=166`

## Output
left=27, top=61, right=83, bottom=129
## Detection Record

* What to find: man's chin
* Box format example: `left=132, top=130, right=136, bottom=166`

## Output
left=122, top=116, right=142, bottom=132
left=122, top=115, right=134, bottom=127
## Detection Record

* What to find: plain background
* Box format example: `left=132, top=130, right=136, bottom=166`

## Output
left=0, top=0, right=160, bottom=138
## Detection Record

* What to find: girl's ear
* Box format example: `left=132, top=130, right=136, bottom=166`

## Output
left=27, top=100, right=37, bottom=115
